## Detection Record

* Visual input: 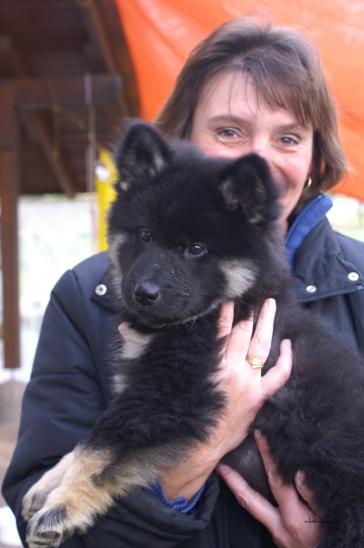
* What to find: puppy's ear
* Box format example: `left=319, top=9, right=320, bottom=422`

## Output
left=115, top=121, right=172, bottom=191
left=218, top=154, right=280, bottom=224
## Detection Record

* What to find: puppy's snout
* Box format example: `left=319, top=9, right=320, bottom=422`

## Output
left=134, top=281, right=160, bottom=306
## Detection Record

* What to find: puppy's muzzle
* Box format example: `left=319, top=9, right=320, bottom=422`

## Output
left=134, top=282, right=161, bottom=306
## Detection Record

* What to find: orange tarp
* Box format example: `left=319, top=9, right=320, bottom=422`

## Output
left=116, top=0, right=364, bottom=200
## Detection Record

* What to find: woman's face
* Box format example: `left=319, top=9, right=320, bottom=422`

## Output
left=190, top=72, right=314, bottom=231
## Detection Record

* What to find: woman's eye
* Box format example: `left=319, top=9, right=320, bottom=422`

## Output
left=279, top=134, right=300, bottom=147
left=139, top=229, right=152, bottom=242
left=186, top=243, right=207, bottom=257
left=216, top=127, right=240, bottom=140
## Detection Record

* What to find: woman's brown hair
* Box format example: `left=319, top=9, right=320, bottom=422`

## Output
left=155, top=18, right=347, bottom=203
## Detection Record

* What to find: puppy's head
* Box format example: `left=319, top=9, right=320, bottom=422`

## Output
left=108, top=122, right=281, bottom=327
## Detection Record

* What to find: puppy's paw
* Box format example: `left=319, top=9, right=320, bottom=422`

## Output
left=22, top=487, right=51, bottom=522
left=26, top=505, right=71, bottom=548
left=22, top=478, right=60, bottom=522
left=22, top=457, right=71, bottom=522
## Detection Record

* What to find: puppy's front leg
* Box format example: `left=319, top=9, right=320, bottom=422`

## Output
left=25, top=445, right=115, bottom=548
left=24, top=441, right=181, bottom=548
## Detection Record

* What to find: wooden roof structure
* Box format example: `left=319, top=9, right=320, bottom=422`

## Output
left=0, top=0, right=140, bottom=368
left=0, top=0, right=139, bottom=195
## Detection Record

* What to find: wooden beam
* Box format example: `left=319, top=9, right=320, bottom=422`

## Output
left=11, top=74, right=122, bottom=110
left=22, top=112, right=76, bottom=198
left=0, top=85, right=20, bottom=369
left=78, top=0, right=119, bottom=73
left=77, top=0, right=128, bottom=115
left=1, top=37, right=76, bottom=195
left=78, top=0, right=120, bottom=74
left=7, top=73, right=121, bottom=194
left=0, top=34, right=29, bottom=74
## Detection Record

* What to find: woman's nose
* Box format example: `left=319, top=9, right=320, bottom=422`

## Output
left=250, top=140, right=270, bottom=160
left=250, top=143, right=277, bottom=174
left=251, top=148, right=273, bottom=171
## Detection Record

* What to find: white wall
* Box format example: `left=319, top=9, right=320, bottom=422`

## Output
left=0, top=194, right=97, bottom=382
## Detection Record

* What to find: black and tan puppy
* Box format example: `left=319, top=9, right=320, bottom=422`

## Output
left=23, top=122, right=364, bottom=548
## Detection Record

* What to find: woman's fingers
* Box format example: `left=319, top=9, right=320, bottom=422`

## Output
left=219, top=435, right=321, bottom=548
left=261, top=339, right=293, bottom=398
left=226, top=315, right=254, bottom=363
left=214, top=299, right=291, bottom=457
left=246, top=298, right=276, bottom=366
left=218, top=463, right=281, bottom=527
left=254, top=430, right=298, bottom=509
left=253, top=431, right=321, bottom=547
left=217, top=301, right=254, bottom=368
left=295, top=471, right=322, bottom=517
left=217, top=301, right=235, bottom=340
left=226, top=298, right=276, bottom=366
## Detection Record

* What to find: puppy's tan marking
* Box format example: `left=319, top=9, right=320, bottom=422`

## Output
left=220, top=259, right=256, bottom=298
left=118, top=323, right=154, bottom=360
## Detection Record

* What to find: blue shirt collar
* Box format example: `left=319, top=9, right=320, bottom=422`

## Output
left=285, top=194, right=333, bottom=267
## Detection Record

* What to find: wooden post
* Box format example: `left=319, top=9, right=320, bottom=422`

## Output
left=0, top=83, right=20, bottom=369
left=0, top=74, right=122, bottom=370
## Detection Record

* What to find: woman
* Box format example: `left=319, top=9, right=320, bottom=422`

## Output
left=3, top=18, right=364, bottom=548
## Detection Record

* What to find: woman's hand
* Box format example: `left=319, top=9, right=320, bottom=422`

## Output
left=218, top=431, right=321, bottom=548
left=161, top=298, right=292, bottom=500
left=206, top=298, right=292, bottom=458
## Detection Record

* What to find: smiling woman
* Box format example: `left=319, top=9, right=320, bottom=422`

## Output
left=156, top=19, right=347, bottom=213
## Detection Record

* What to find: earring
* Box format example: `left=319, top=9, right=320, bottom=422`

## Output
left=304, top=176, right=312, bottom=189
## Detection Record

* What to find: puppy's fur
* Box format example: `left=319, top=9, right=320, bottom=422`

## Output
left=23, top=122, right=364, bottom=548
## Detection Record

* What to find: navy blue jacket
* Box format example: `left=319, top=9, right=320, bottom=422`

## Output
left=2, top=218, right=364, bottom=547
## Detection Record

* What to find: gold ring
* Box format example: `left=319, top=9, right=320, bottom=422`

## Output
left=246, top=356, right=265, bottom=369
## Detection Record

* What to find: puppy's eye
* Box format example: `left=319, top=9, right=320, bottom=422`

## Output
left=139, top=229, right=152, bottom=242
left=187, top=243, right=207, bottom=257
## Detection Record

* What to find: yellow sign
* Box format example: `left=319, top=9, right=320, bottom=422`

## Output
left=95, top=149, right=118, bottom=251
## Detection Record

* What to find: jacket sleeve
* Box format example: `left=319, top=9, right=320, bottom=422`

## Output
left=1, top=263, right=219, bottom=547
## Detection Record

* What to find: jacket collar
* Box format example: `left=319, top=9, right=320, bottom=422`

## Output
left=292, top=217, right=364, bottom=302
left=285, top=194, right=333, bottom=267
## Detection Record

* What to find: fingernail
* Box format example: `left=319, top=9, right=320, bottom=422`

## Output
left=217, top=464, right=235, bottom=478
left=281, top=339, right=293, bottom=362
left=254, top=429, right=262, bottom=440
left=217, top=464, right=230, bottom=474
left=281, top=338, right=292, bottom=351
left=266, top=298, right=276, bottom=311
left=254, top=430, right=270, bottom=450
left=295, top=470, right=305, bottom=486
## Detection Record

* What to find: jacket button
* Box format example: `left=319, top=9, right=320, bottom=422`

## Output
left=306, top=284, right=317, bottom=294
left=348, top=271, right=359, bottom=282
left=95, top=284, right=107, bottom=296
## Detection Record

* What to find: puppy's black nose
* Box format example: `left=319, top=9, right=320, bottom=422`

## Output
left=134, top=282, right=160, bottom=306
